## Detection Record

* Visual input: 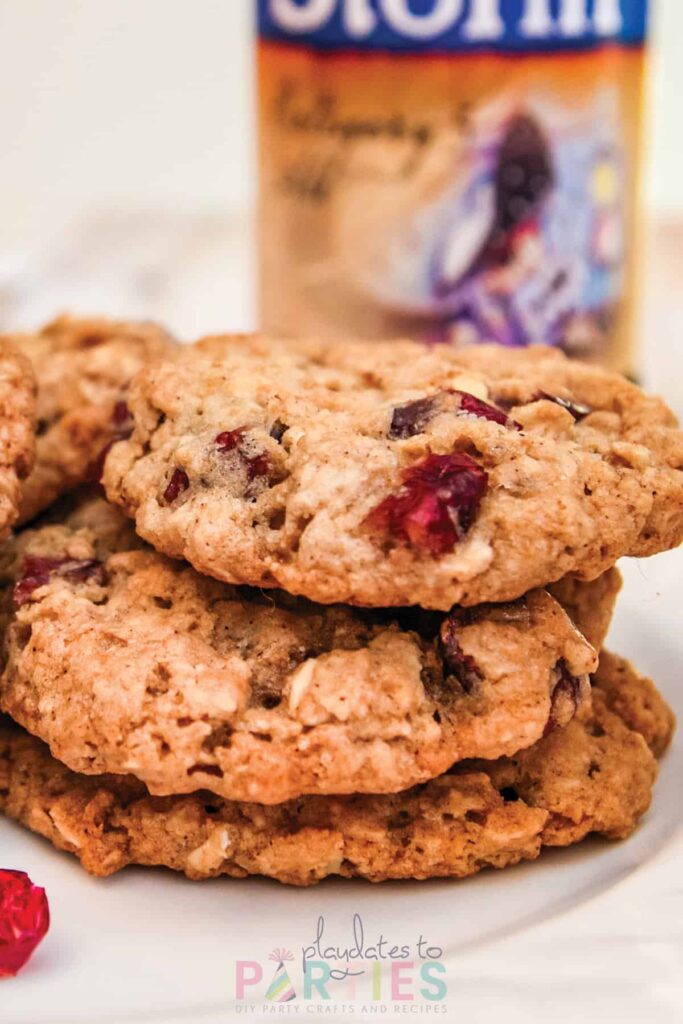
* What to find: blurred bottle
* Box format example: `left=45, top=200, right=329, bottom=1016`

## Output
left=257, top=1, right=649, bottom=373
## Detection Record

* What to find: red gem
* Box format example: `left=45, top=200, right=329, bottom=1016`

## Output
left=0, top=870, right=50, bottom=978
left=13, top=556, right=104, bottom=606
left=163, top=468, right=190, bottom=504
left=366, top=452, right=488, bottom=555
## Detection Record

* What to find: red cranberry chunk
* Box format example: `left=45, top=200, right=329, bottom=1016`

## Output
left=112, top=400, right=131, bottom=427
left=544, top=660, right=584, bottom=735
left=440, top=613, right=483, bottom=694
left=215, top=427, right=246, bottom=453
left=89, top=402, right=134, bottom=483
left=389, top=395, right=441, bottom=440
left=216, top=429, right=271, bottom=483
left=0, top=870, right=50, bottom=978
left=163, top=468, right=189, bottom=504
left=246, top=453, right=270, bottom=481
left=13, top=556, right=104, bottom=606
left=534, top=391, right=592, bottom=421
left=366, top=452, right=488, bottom=555
left=456, top=391, right=522, bottom=431
left=389, top=390, right=520, bottom=439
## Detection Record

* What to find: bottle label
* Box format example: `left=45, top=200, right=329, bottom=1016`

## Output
left=258, top=1, right=647, bottom=52
left=258, top=1, right=648, bottom=372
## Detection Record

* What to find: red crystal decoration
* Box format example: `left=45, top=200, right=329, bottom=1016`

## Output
left=366, top=452, right=488, bottom=555
left=13, top=556, right=104, bottom=607
left=0, top=870, right=50, bottom=978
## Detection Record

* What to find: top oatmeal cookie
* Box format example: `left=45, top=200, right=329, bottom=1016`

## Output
left=5, top=315, right=175, bottom=524
left=104, top=336, right=683, bottom=610
left=0, top=341, right=36, bottom=540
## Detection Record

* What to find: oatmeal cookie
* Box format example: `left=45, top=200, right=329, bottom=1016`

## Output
left=0, top=653, right=667, bottom=884
left=548, top=567, right=621, bottom=651
left=4, top=315, right=175, bottom=524
left=588, top=649, right=676, bottom=758
left=0, top=499, right=599, bottom=803
left=103, top=336, right=683, bottom=610
left=0, top=341, right=36, bottom=540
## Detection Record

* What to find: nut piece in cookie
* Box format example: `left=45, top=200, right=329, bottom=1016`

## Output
left=0, top=341, right=36, bottom=541
left=0, top=651, right=668, bottom=885
left=0, top=498, right=600, bottom=804
left=103, top=336, right=683, bottom=609
left=4, top=315, right=176, bottom=524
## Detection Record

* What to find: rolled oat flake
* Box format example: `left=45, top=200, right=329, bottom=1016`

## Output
left=258, top=0, right=648, bottom=373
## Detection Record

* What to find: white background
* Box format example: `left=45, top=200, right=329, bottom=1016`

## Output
left=0, top=0, right=681, bottom=247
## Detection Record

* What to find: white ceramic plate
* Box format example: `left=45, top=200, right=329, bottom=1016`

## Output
left=2, top=552, right=681, bottom=1024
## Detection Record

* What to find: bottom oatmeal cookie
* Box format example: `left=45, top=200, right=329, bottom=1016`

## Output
left=0, top=652, right=672, bottom=886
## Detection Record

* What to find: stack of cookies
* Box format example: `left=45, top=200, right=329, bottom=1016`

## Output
left=0, top=319, right=679, bottom=885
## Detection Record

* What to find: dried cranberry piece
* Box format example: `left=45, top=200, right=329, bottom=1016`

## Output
left=163, top=468, right=189, bottom=504
left=215, top=429, right=271, bottom=483
left=0, top=870, right=50, bottom=977
left=13, top=556, right=104, bottom=607
left=269, top=419, right=289, bottom=443
left=457, top=391, right=522, bottom=431
left=245, top=453, right=270, bottom=481
left=215, top=427, right=246, bottom=453
left=440, top=612, right=483, bottom=694
left=389, top=390, right=520, bottom=439
left=88, top=400, right=134, bottom=483
left=534, top=391, right=592, bottom=422
left=366, top=452, right=488, bottom=555
left=389, top=396, right=441, bottom=440
left=544, top=660, right=585, bottom=735
left=112, top=400, right=131, bottom=427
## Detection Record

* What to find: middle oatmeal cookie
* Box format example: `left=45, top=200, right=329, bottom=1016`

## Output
left=4, top=314, right=176, bottom=524
left=0, top=497, right=604, bottom=805
left=102, top=336, right=683, bottom=610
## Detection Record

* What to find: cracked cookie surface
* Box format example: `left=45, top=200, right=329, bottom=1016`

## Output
left=103, top=336, right=683, bottom=610
left=0, top=498, right=600, bottom=804
left=4, top=315, right=175, bottom=524
left=0, top=651, right=669, bottom=885
left=0, top=341, right=36, bottom=541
